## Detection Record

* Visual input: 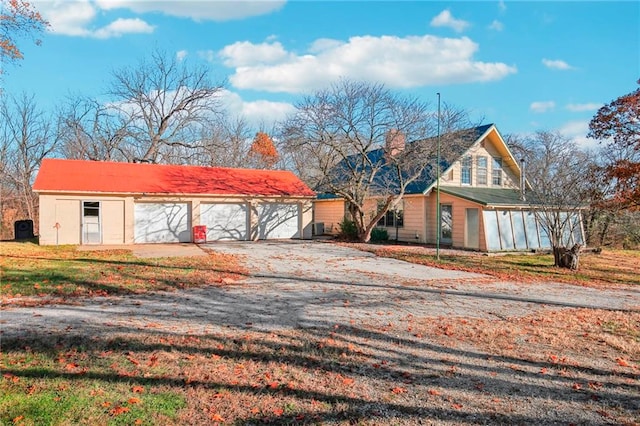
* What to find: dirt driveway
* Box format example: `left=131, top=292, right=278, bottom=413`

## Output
left=2, top=241, right=638, bottom=338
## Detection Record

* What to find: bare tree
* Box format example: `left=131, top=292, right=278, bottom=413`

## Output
left=57, top=96, right=128, bottom=161
left=515, top=131, right=593, bottom=267
left=0, top=92, right=58, bottom=236
left=279, top=79, right=470, bottom=242
left=187, top=115, right=254, bottom=168
left=108, top=50, right=225, bottom=163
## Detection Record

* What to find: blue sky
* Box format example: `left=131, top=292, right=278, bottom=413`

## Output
left=5, top=1, right=639, bottom=150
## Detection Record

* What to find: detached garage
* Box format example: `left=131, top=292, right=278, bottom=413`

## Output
left=34, top=159, right=315, bottom=245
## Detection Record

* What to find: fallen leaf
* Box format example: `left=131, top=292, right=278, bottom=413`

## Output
left=452, top=403, right=463, bottom=410
left=616, top=357, right=630, bottom=367
left=273, top=408, right=284, bottom=416
left=391, top=387, right=407, bottom=394
left=110, top=406, right=130, bottom=416
left=131, top=385, right=145, bottom=393
left=428, top=389, right=441, bottom=396
left=128, top=397, right=141, bottom=405
left=211, top=413, right=224, bottom=422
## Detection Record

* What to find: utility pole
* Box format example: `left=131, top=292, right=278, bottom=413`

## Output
left=436, top=92, right=441, bottom=261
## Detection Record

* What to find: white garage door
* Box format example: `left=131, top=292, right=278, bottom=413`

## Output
left=201, top=203, right=248, bottom=241
left=134, top=203, right=190, bottom=243
left=257, top=203, right=299, bottom=239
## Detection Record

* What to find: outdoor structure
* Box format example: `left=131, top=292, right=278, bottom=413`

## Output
left=34, top=159, right=315, bottom=245
left=314, top=124, right=585, bottom=252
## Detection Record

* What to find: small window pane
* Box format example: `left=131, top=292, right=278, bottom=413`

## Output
left=538, top=220, right=551, bottom=249
left=498, top=210, right=514, bottom=250
left=441, top=205, right=452, bottom=240
left=483, top=210, right=501, bottom=250
left=524, top=211, right=540, bottom=249
left=512, top=211, right=527, bottom=250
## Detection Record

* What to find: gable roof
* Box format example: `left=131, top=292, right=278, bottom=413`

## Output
left=33, top=159, right=316, bottom=197
left=323, top=124, right=496, bottom=196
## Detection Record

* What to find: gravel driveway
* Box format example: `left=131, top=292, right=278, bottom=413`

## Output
left=2, top=241, right=638, bottom=337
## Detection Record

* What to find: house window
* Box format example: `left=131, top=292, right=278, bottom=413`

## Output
left=376, top=201, right=404, bottom=228
left=477, top=157, right=487, bottom=185
left=492, top=158, right=503, bottom=186
left=461, top=156, right=472, bottom=185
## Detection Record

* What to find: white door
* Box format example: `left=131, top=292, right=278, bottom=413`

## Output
left=201, top=203, right=248, bottom=241
left=82, top=201, right=101, bottom=244
left=465, top=208, right=479, bottom=249
left=134, top=203, right=190, bottom=243
left=257, top=203, right=299, bottom=239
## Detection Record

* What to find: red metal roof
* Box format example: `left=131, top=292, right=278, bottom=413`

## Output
left=33, top=159, right=315, bottom=197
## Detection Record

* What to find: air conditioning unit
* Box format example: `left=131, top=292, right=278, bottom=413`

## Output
left=313, top=222, right=325, bottom=236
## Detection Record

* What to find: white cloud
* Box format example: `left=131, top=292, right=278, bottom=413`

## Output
left=176, top=50, right=188, bottom=62
left=542, top=58, right=573, bottom=70
left=220, top=35, right=517, bottom=93
left=558, top=120, right=598, bottom=150
left=498, top=1, right=507, bottom=12
left=93, top=18, right=154, bottom=38
left=220, top=90, right=294, bottom=127
left=488, top=20, right=504, bottom=31
left=566, top=102, right=601, bottom=112
left=34, top=0, right=154, bottom=38
left=220, top=41, right=292, bottom=67
left=94, top=0, right=286, bottom=21
left=197, top=50, right=217, bottom=62
left=35, top=0, right=96, bottom=36
left=430, top=9, right=470, bottom=33
left=530, top=101, right=555, bottom=113
left=37, top=0, right=281, bottom=39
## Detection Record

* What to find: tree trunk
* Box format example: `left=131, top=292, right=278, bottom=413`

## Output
left=554, top=244, right=581, bottom=270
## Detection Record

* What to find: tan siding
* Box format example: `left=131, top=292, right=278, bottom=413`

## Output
left=375, top=196, right=425, bottom=243
left=440, top=135, right=520, bottom=190
left=101, top=200, right=125, bottom=244
left=53, top=199, right=81, bottom=245
left=313, top=199, right=345, bottom=234
left=38, top=193, right=314, bottom=245
left=423, top=193, right=486, bottom=249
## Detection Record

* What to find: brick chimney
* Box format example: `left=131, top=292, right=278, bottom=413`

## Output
left=385, top=129, right=405, bottom=157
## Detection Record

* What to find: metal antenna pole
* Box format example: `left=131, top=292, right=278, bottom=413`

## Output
left=436, top=92, right=442, bottom=261
left=436, top=93, right=441, bottom=261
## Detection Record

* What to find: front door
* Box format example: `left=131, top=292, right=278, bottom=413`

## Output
left=465, top=208, right=479, bottom=249
left=82, top=201, right=101, bottom=244
left=440, top=204, right=453, bottom=245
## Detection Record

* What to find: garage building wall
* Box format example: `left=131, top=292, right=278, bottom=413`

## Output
left=38, top=193, right=313, bottom=245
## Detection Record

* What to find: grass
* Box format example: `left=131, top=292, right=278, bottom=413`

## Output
left=0, top=242, right=246, bottom=301
left=2, top=309, right=639, bottom=425
left=348, top=243, right=640, bottom=287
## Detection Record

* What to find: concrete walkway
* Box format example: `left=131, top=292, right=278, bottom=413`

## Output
left=76, top=243, right=207, bottom=258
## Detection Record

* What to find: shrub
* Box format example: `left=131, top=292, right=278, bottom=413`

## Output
left=338, top=217, right=358, bottom=240
left=370, top=227, right=389, bottom=242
